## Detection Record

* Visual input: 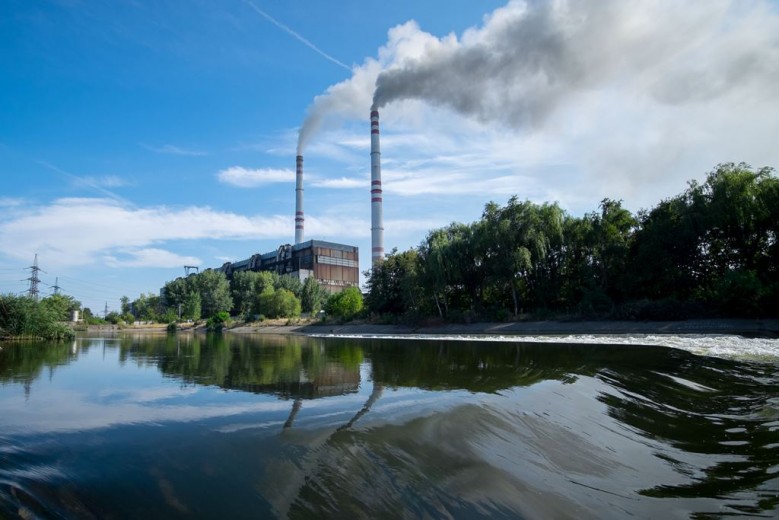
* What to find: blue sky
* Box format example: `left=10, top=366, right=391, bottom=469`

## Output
left=1, top=0, right=778, bottom=314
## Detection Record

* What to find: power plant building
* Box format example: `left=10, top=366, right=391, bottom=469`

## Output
left=217, top=240, right=359, bottom=293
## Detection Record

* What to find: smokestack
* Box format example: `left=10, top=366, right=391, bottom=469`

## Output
left=295, top=154, right=304, bottom=244
left=370, top=110, right=384, bottom=266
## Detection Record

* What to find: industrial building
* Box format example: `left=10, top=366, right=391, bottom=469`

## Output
left=201, top=109, right=383, bottom=293
left=217, top=240, right=359, bottom=293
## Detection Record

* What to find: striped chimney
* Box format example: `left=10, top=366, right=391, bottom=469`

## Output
left=370, top=110, right=384, bottom=265
left=295, top=154, right=304, bottom=244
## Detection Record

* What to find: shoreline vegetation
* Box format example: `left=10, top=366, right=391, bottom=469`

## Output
left=3, top=163, right=777, bottom=342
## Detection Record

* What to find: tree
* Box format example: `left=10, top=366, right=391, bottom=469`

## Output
left=326, top=287, right=364, bottom=321
left=231, top=271, right=260, bottom=319
left=120, top=296, right=131, bottom=315
left=182, top=292, right=202, bottom=321
left=365, top=248, right=423, bottom=316
left=40, top=294, right=81, bottom=322
left=300, top=276, right=326, bottom=315
left=193, top=270, right=232, bottom=318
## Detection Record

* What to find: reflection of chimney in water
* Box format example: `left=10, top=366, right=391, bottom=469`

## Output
left=295, top=154, right=304, bottom=244
left=370, top=110, right=384, bottom=266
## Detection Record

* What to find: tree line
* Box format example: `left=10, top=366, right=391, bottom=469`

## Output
left=114, top=269, right=364, bottom=327
left=365, top=163, right=778, bottom=321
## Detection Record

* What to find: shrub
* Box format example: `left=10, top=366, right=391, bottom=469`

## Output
left=325, top=287, right=364, bottom=322
left=206, top=311, right=231, bottom=332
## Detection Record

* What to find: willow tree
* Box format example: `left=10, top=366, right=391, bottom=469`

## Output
left=479, top=197, right=564, bottom=317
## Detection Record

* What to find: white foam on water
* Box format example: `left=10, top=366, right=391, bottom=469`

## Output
left=310, top=333, right=779, bottom=362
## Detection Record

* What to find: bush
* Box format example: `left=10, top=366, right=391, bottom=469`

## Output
left=325, top=287, right=364, bottom=322
left=0, top=294, right=75, bottom=340
left=206, top=311, right=231, bottom=332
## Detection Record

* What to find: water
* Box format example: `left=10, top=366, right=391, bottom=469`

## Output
left=0, top=333, right=777, bottom=519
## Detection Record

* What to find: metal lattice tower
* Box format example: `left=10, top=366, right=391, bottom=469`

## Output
left=26, top=254, right=42, bottom=300
left=52, top=277, right=61, bottom=295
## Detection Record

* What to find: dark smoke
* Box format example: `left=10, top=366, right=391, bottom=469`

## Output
left=370, top=2, right=605, bottom=127
left=370, top=0, right=771, bottom=128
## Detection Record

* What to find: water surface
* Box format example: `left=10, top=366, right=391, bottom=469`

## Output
left=1, top=333, right=777, bottom=519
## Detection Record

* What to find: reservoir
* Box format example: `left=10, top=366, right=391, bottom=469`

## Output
left=1, top=333, right=777, bottom=518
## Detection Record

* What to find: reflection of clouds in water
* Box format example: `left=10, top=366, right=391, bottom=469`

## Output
left=96, top=385, right=200, bottom=404
left=269, top=396, right=638, bottom=519
left=0, top=389, right=291, bottom=435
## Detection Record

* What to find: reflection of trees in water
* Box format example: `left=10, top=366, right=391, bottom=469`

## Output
left=595, top=352, right=779, bottom=515
left=119, top=334, right=363, bottom=400
left=0, top=340, right=84, bottom=398
left=5, top=335, right=777, bottom=517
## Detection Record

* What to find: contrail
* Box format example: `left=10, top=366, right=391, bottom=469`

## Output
left=243, top=0, right=351, bottom=72
left=37, top=160, right=130, bottom=205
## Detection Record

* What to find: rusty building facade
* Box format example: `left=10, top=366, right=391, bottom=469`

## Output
left=217, top=240, right=359, bottom=293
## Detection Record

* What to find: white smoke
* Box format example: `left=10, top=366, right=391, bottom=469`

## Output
left=297, top=0, right=779, bottom=148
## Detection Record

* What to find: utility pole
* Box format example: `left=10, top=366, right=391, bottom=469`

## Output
left=104, top=302, right=109, bottom=318
left=52, top=277, right=61, bottom=295
left=26, top=254, right=42, bottom=301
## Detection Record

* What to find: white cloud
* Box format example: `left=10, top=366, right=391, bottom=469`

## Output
left=292, top=0, right=779, bottom=218
left=104, top=248, right=201, bottom=268
left=310, top=176, right=365, bottom=189
left=0, top=198, right=378, bottom=268
left=0, top=197, right=26, bottom=207
left=217, top=166, right=295, bottom=187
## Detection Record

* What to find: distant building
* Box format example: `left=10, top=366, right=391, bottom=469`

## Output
left=216, top=240, right=359, bottom=293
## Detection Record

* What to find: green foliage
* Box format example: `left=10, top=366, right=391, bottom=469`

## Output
left=40, top=294, right=81, bottom=322
left=365, top=248, right=423, bottom=317
left=191, top=270, right=232, bottom=318
left=364, top=163, right=777, bottom=321
left=0, top=294, right=75, bottom=340
left=182, top=291, right=202, bottom=322
left=257, top=288, right=301, bottom=319
left=300, top=276, right=326, bottom=314
left=206, top=311, right=231, bottom=332
left=326, top=287, right=364, bottom=321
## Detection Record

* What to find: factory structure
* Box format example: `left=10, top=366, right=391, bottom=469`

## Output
left=217, top=240, right=359, bottom=293
left=210, top=110, right=385, bottom=293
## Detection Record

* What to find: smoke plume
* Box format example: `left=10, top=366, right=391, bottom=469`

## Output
left=299, top=0, right=778, bottom=148
left=372, top=0, right=777, bottom=127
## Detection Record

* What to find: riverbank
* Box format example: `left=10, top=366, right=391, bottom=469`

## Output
left=229, top=318, right=779, bottom=337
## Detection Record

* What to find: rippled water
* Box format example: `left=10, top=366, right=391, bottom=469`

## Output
left=0, top=333, right=777, bottom=519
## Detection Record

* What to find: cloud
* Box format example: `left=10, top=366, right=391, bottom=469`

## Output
left=141, top=143, right=208, bottom=156
left=217, top=166, right=295, bottom=187
left=310, top=177, right=365, bottom=189
left=0, top=197, right=26, bottom=207
left=103, top=248, right=201, bottom=268
left=292, top=0, right=779, bottom=217
left=0, top=198, right=376, bottom=268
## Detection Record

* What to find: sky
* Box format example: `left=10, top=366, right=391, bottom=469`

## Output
left=1, top=0, right=778, bottom=315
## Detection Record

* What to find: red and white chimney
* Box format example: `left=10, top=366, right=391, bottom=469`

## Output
left=370, top=110, right=384, bottom=266
left=295, top=154, right=304, bottom=244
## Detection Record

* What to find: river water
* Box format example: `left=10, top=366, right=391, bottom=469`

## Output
left=0, top=333, right=777, bottom=519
